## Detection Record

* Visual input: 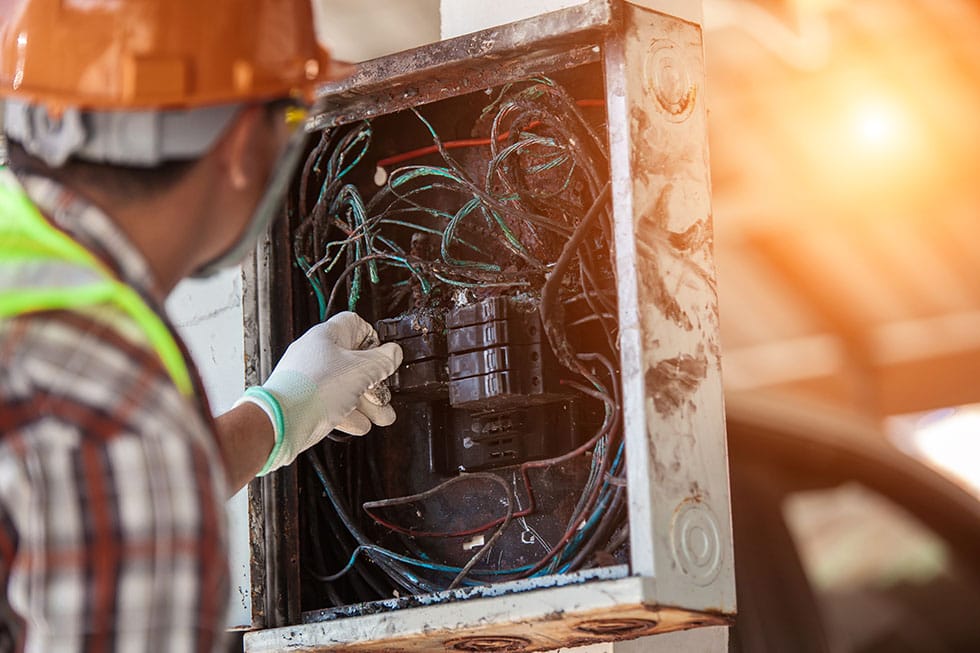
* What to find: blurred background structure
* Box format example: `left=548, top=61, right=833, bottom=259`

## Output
left=701, top=0, right=980, bottom=503
left=705, top=0, right=980, bottom=426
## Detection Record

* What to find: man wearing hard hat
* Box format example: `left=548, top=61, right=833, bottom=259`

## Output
left=0, top=1, right=402, bottom=649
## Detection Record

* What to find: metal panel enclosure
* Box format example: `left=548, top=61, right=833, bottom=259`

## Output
left=605, top=2, right=734, bottom=611
left=244, top=1, right=733, bottom=650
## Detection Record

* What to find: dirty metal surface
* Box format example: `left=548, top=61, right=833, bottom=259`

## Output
left=603, top=4, right=735, bottom=611
left=243, top=225, right=271, bottom=628
left=244, top=213, right=304, bottom=628
left=243, top=576, right=731, bottom=652
left=368, top=399, right=596, bottom=571
left=309, top=0, right=613, bottom=130
left=302, top=566, right=629, bottom=623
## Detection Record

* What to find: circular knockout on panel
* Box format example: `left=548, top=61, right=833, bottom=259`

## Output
left=670, top=498, right=723, bottom=585
left=644, top=39, right=698, bottom=122
left=447, top=636, right=532, bottom=652
left=575, top=618, right=659, bottom=636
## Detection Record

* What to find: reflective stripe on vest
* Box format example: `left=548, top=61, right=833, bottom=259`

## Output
left=0, top=169, right=193, bottom=396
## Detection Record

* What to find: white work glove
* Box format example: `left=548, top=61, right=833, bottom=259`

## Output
left=237, top=312, right=403, bottom=476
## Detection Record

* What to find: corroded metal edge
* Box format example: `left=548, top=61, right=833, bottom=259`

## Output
left=243, top=576, right=731, bottom=652
left=308, top=0, right=613, bottom=130
left=243, top=228, right=273, bottom=628
left=243, top=215, right=303, bottom=628
left=302, top=565, right=630, bottom=624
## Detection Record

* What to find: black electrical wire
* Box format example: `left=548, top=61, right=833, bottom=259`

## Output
left=308, top=448, right=438, bottom=595
left=539, top=182, right=611, bottom=380
left=295, top=78, right=627, bottom=594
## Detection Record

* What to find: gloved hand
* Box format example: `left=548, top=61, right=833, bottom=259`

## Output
left=237, top=312, right=403, bottom=476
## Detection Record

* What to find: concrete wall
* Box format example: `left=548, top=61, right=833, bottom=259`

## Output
left=315, top=0, right=441, bottom=61
left=440, top=0, right=588, bottom=38
left=166, top=269, right=252, bottom=628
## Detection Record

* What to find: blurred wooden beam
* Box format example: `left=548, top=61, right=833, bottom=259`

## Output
left=746, top=231, right=881, bottom=416
left=725, top=338, right=980, bottom=417
left=876, top=347, right=980, bottom=415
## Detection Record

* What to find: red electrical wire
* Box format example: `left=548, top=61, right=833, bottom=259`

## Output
left=374, top=99, right=605, bottom=169
left=376, top=137, right=505, bottom=169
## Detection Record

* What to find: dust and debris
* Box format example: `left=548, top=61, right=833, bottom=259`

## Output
left=645, top=352, right=708, bottom=416
left=668, top=218, right=711, bottom=253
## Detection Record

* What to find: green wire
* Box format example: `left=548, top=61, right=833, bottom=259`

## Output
left=337, top=127, right=372, bottom=179
left=525, top=154, right=570, bottom=175
left=332, top=185, right=380, bottom=285
left=296, top=255, right=328, bottom=320
left=430, top=271, right=528, bottom=289
left=441, top=197, right=501, bottom=272
left=480, top=204, right=535, bottom=262
left=389, top=165, right=464, bottom=187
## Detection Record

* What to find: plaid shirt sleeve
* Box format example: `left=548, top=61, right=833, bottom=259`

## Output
left=0, top=308, right=230, bottom=653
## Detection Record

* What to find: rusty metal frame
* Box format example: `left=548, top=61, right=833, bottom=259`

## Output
left=308, top=0, right=613, bottom=130
left=243, top=0, right=734, bottom=649
left=243, top=208, right=303, bottom=629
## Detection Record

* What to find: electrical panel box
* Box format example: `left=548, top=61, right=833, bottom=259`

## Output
left=243, top=2, right=734, bottom=651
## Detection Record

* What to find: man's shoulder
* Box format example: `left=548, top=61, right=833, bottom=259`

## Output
left=0, top=307, right=199, bottom=438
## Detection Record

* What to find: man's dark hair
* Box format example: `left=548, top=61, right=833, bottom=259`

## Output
left=6, top=140, right=198, bottom=203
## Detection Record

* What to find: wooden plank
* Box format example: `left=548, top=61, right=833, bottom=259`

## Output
left=726, top=345, right=980, bottom=417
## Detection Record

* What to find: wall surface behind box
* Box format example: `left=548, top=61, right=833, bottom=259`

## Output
left=440, top=0, right=588, bottom=38
left=166, top=270, right=251, bottom=628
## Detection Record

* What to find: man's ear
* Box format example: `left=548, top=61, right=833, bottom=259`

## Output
left=219, top=105, right=266, bottom=191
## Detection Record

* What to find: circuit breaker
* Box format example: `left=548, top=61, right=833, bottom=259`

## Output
left=243, top=2, right=734, bottom=651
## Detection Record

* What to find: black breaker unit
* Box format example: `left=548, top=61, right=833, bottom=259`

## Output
left=379, top=297, right=581, bottom=473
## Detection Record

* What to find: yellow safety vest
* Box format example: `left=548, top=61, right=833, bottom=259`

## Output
left=0, top=168, right=193, bottom=396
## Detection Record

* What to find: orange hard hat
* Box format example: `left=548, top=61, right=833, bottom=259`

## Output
left=0, top=0, right=345, bottom=112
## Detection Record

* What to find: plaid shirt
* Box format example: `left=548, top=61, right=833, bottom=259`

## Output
left=0, top=174, right=230, bottom=652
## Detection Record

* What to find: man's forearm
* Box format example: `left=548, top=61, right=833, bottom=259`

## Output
left=215, top=402, right=275, bottom=495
